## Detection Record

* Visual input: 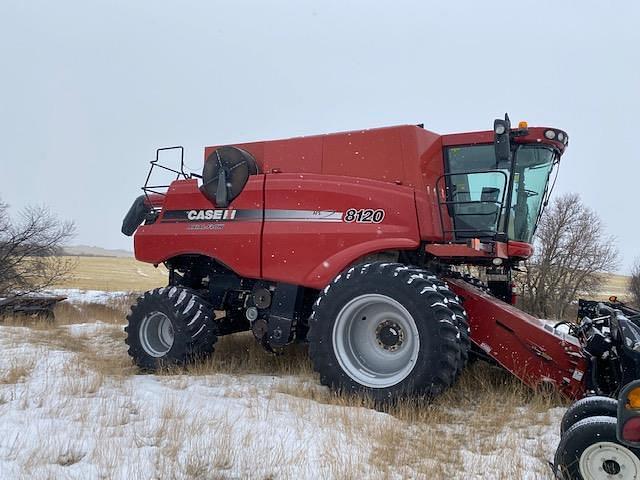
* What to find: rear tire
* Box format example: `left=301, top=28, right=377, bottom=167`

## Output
left=308, top=262, right=461, bottom=402
left=560, top=396, right=618, bottom=434
left=555, top=416, right=640, bottom=480
left=125, top=287, right=217, bottom=370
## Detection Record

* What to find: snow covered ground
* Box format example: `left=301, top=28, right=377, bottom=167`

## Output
left=0, top=294, right=565, bottom=479
left=47, top=288, right=130, bottom=304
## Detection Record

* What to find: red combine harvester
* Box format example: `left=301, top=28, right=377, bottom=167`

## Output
left=122, top=115, right=640, bottom=403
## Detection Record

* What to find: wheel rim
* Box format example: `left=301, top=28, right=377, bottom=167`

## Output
left=332, top=294, right=420, bottom=388
left=579, top=441, right=640, bottom=479
left=139, top=312, right=175, bottom=357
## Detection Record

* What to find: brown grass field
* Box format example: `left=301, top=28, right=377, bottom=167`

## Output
left=53, top=255, right=168, bottom=291
left=0, top=255, right=627, bottom=477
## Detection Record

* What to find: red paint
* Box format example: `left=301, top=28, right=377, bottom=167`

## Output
left=135, top=177, right=265, bottom=279
left=448, top=279, right=586, bottom=399
left=136, top=123, right=566, bottom=282
left=261, top=174, right=420, bottom=289
left=132, top=122, right=584, bottom=397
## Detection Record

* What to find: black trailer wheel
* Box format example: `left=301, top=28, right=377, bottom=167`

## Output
left=125, top=287, right=217, bottom=370
left=555, top=416, right=640, bottom=480
left=560, top=396, right=619, bottom=434
left=308, top=262, right=461, bottom=402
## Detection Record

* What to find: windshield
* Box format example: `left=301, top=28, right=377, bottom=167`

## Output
left=444, top=144, right=556, bottom=244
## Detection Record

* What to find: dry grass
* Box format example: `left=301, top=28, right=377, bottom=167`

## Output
left=180, top=333, right=313, bottom=378
left=596, top=272, right=632, bottom=300
left=274, top=359, right=565, bottom=479
left=0, top=295, right=566, bottom=478
left=0, top=359, right=36, bottom=385
left=52, top=295, right=137, bottom=325
left=52, top=255, right=168, bottom=291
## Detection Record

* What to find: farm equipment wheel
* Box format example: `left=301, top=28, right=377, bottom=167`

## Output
left=125, top=287, right=217, bottom=370
left=560, top=396, right=619, bottom=434
left=404, top=267, right=470, bottom=378
left=430, top=280, right=470, bottom=377
left=554, top=416, right=640, bottom=480
left=308, top=262, right=461, bottom=402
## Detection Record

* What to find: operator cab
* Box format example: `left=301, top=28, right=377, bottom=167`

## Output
left=441, top=115, right=565, bottom=246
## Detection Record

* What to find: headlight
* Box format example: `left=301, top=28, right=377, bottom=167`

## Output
left=495, top=124, right=506, bottom=135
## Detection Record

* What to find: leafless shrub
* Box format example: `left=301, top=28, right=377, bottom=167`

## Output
left=630, top=259, right=640, bottom=307
left=518, top=193, right=619, bottom=319
left=0, top=198, right=76, bottom=297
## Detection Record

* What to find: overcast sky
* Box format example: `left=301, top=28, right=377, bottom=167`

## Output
left=1, top=1, right=638, bottom=271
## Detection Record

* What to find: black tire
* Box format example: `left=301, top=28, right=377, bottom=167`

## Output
left=560, top=396, right=619, bottom=434
left=125, top=287, right=217, bottom=370
left=308, top=262, right=461, bottom=402
left=432, top=281, right=470, bottom=376
left=554, top=416, right=640, bottom=480
left=404, top=267, right=470, bottom=377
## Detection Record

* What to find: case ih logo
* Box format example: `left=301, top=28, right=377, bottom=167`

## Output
left=187, top=209, right=237, bottom=221
left=161, top=209, right=239, bottom=222
left=161, top=209, right=347, bottom=223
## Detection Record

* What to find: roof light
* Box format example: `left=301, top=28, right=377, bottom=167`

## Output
left=544, top=130, right=556, bottom=140
left=557, top=132, right=565, bottom=142
left=518, top=121, right=528, bottom=129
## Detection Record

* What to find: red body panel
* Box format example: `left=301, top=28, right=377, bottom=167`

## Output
left=136, top=123, right=565, bottom=282
left=135, top=177, right=264, bottom=279
left=448, top=279, right=587, bottom=399
left=262, top=174, right=420, bottom=289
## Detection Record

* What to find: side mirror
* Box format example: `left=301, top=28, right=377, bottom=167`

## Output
left=494, top=113, right=512, bottom=164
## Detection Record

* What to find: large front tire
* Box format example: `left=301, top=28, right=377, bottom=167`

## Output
left=125, top=287, right=217, bottom=370
left=308, top=262, right=462, bottom=402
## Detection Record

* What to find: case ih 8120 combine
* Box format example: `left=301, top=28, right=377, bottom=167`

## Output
left=122, top=116, right=640, bottom=409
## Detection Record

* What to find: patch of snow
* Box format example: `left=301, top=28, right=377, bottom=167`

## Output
left=48, top=289, right=128, bottom=305
left=63, top=322, right=113, bottom=337
left=0, top=323, right=563, bottom=479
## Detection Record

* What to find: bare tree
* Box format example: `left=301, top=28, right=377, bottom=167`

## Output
left=0, top=197, right=76, bottom=298
left=630, top=260, right=640, bottom=307
left=519, top=193, right=619, bottom=319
